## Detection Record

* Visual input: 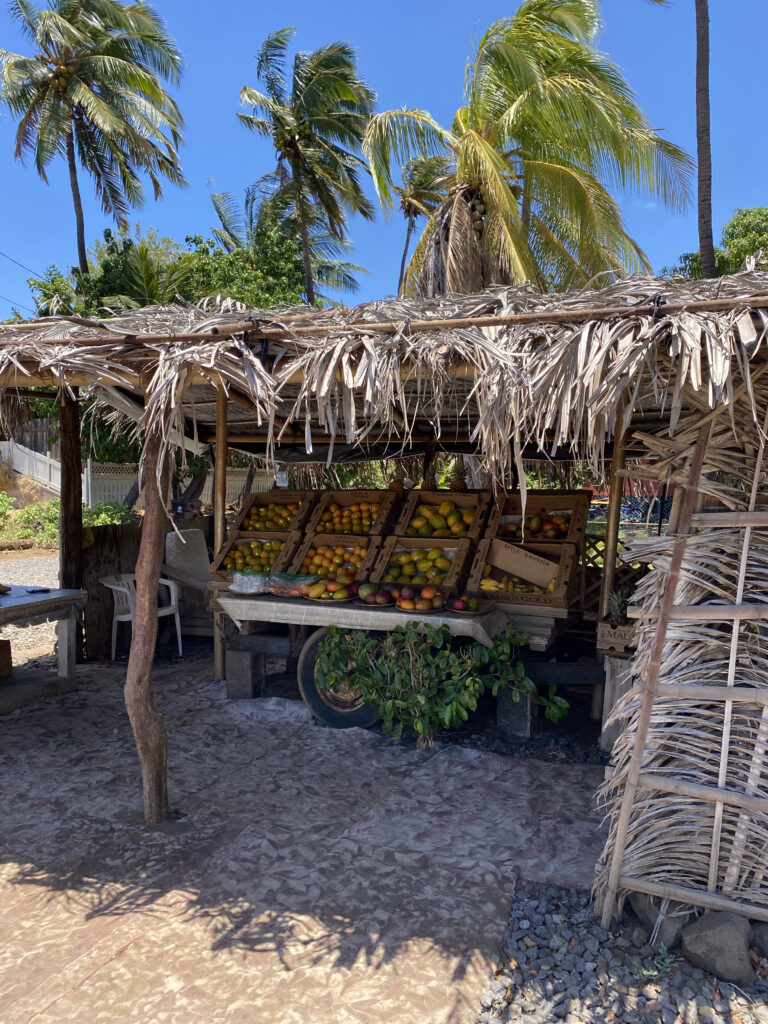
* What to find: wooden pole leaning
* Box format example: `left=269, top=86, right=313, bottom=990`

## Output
left=599, top=424, right=710, bottom=928
left=213, top=385, right=228, bottom=680
left=124, top=430, right=170, bottom=823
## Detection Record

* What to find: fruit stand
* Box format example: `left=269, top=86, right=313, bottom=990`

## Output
left=212, top=487, right=591, bottom=721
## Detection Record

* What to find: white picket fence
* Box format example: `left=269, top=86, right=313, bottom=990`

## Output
left=0, top=440, right=274, bottom=508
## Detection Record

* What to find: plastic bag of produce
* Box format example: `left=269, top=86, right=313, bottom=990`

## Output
left=266, top=572, right=318, bottom=598
left=229, top=571, right=269, bottom=595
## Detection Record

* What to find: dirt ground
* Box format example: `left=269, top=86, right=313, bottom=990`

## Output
left=0, top=653, right=605, bottom=1024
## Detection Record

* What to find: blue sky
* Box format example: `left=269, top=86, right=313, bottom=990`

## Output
left=0, top=0, right=766, bottom=318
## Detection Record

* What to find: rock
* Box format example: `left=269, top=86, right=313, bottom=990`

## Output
left=680, top=912, right=755, bottom=984
left=629, top=892, right=693, bottom=949
left=751, top=920, right=768, bottom=958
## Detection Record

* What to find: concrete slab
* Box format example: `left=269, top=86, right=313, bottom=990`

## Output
left=0, top=655, right=605, bottom=1024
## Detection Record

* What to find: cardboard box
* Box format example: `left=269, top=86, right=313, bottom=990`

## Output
left=370, top=536, right=472, bottom=594
left=467, top=538, right=578, bottom=607
left=234, top=490, right=315, bottom=534
left=210, top=530, right=301, bottom=581
left=487, top=490, right=591, bottom=545
left=394, top=489, right=492, bottom=541
left=306, top=490, right=398, bottom=537
left=597, top=621, right=637, bottom=654
left=289, top=534, right=383, bottom=583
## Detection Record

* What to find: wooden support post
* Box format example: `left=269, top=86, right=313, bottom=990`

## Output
left=600, top=425, right=709, bottom=928
left=213, top=386, right=228, bottom=679
left=124, top=432, right=170, bottom=824
left=58, top=387, right=83, bottom=591
left=599, top=417, right=627, bottom=621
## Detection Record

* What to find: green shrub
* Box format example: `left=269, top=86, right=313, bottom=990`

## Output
left=316, top=622, right=569, bottom=747
left=15, top=498, right=61, bottom=545
left=0, top=491, right=17, bottom=528
left=82, top=503, right=137, bottom=526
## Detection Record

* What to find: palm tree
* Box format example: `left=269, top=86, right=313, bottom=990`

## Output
left=365, top=0, right=694, bottom=295
left=238, top=26, right=375, bottom=305
left=646, top=0, right=715, bottom=278
left=393, top=155, right=450, bottom=294
left=100, top=239, right=192, bottom=309
left=210, top=183, right=367, bottom=302
left=0, top=0, right=185, bottom=275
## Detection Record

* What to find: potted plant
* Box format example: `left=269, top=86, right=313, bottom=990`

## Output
left=597, top=586, right=636, bottom=655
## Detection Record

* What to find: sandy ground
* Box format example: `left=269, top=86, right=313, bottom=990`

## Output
left=0, top=654, right=605, bottom=1024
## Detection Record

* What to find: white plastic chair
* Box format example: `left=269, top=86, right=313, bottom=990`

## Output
left=100, top=574, right=182, bottom=660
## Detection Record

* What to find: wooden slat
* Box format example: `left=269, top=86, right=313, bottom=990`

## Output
left=628, top=603, right=768, bottom=622
left=647, top=682, right=768, bottom=704
left=691, top=511, right=768, bottom=527
left=619, top=876, right=768, bottom=924
left=634, top=772, right=768, bottom=815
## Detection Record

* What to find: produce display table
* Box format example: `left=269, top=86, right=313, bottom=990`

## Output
left=0, top=585, right=87, bottom=680
left=215, top=592, right=574, bottom=654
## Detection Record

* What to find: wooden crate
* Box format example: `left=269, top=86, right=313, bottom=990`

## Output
left=306, top=490, right=398, bottom=537
left=210, top=530, right=301, bottom=581
left=466, top=538, right=579, bottom=608
left=370, top=536, right=472, bottom=594
left=486, top=490, right=591, bottom=545
left=394, top=490, right=492, bottom=542
left=597, top=621, right=637, bottom=654
left=233, top=490, right=315, bottom=534
left=288, top=534, right=383, bottom=583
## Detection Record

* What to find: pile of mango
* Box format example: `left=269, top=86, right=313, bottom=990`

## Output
left=316, top=500, right=382, bottom=535
left=243, top=501, right=301, bottom=531
left=223, top=539, right=284, bottom=575
left=301, top=578, right=357, bottom=601
left=498, top=511, right=571, bottom=540
left=404, top=500, right=474, bottom=538
left=381, top=547, right=453, bottom=586
left=298, top=544, right=367, bottom=579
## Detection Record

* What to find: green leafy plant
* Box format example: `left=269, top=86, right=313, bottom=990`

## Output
left=82, top=503, right=138, bottom=527
left=632, top=944, right=679, bottom=982
left=0, top=492, right=17, bottom=529
left=315, top=622, right=568, bottom=748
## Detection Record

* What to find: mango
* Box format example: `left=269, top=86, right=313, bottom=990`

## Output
left=308, top=582, right=326, bottom=599
left=438, top=500, right=456, bottom=518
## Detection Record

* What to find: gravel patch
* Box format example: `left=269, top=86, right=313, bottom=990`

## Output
left=476, top=881, right=768, bottom=1024
left=0, top=553, right=60, bottom=655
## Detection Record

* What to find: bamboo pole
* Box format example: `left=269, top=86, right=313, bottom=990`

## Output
left=599, top=414, right=627, bottom=621
left=618, top=876, right=768, bottom=924
left=214, top=387, right=228, bottom=556
left=647, top=682, right=768, bottom=704
left=628, top=603, right=768, bottom=622
left=124, top=431, right=170, bottom=824
left=635, top=772, right=768, bottom=815
left=600, top=425, right=710, bottom=928
left=5, top=293, right=768, bottom=347
left=213, top=386, right=228, bottom=681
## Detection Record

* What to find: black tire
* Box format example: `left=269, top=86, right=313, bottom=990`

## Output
left=297, top=627, right=380, bottom=729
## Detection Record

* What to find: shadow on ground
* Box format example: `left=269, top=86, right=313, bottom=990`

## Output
left=0, top=654, right=605, bottom=1024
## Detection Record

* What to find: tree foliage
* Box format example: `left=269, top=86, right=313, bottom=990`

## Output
left=0, top=0, right=186, bottom=272
left=238, top=26, right=375, bottom=304
left=365, top=0, right=693, bottom=295
left=663, top=207, right=768, bottom=278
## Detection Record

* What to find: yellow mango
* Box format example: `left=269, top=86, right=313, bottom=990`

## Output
left=462, top=508, right=475, bottom=525
left=410, top=516, right=427, bottom=530
left=427, top=548, right=443, bottom=561
left=427, top=514, right=447, bottom=530
left=438, top=500, right=456, bottom=518
left=435, top=556, right=451, bottom=572
left=308, top=581, right=327, bottom=599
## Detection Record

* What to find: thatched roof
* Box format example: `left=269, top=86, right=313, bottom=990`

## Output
left=2, top=272, right=768, bottom=480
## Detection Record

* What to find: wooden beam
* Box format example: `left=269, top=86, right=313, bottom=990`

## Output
left=213, top=388, right=228, bottom=556
left=58, top=387, right=83, bottom=595
left=618, top=875, right=768, bottom=924
left=599, top=413, right=627, bottom=620
left=5, top=293, right=768, bottom=346
left=635, top=771, right=768, bottom=815
left=628, top=603, right=768, bottom=622
left=124, top=430, right=170, bottom=824
left=213, top=387, right=228, bottom=682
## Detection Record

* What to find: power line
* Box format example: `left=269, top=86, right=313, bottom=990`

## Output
left=0, top=248, right=41, bottom=278
left=0, top=292, right=37, bottom=315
